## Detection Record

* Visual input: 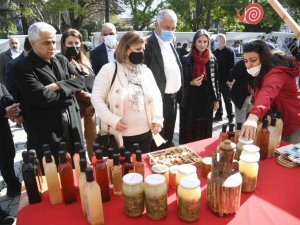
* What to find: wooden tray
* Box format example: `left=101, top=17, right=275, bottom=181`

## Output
left=147, top=145, right=202, bottom=167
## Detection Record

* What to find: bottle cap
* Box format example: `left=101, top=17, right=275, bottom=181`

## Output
left=133, top=143, right=139, bottom=153
left=238, top=136, right=254, bottom=145
left=29, top=149, right=36, bottom=157
left=151, top=164, right=169, bottom=174
left=229, top=123, right=235, bottom=131
left=236, top=123, right=242, bottom=130
left=177, top=164, right=196, bottom=175
left=136, top=150, right=142, bottom=162
left=271, top=117, right=276, bottom=126
left=74, top=142, right=81, bottom=154
left=93, top=143, right=100, bottom=152
left=59, top=151, right=67, bottom=163
left=145, top=174, right=165, bottom=186
left=79, top=150, right=86, bottom=159
left=95, top=150, right=103, bottom=160
left=119, top=146, right=126, bottom=157
left=44, top=151, right=53, bottom=163
left=113, top=154, right=120, bottom=165
left=262, top=118, right=268, bottom=128
left=107, top=148, right=114, bottom=159
left=85, top=167, right=94, bottom=182
left=242, top=144, right=260, bottom=153
left=80, top=158, right=87, bottom=173
left=60, top=142, right=67, bottom=151
left=179, top=177, right=200, bottom=189
left=22, top=151, right=31, bottom=164
left=42, top=144, right=50, bottom=152
left=123, top=173, right=143, bottom=185
left=221, top=124, right=227, bottom=132
left=125, top=151, right=131, bottom=163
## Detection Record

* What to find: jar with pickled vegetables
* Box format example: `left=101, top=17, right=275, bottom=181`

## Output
left=241, top=145, right=260, bottom=161
left=239, top=154, right=259, bottom=192
left=236, top=137, right=254, bottom=160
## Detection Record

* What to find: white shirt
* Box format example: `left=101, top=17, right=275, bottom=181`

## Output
left=106, top=46, right=115, bottom=62
left=10, top=48, right=20, bottom=59
left=155, top=32, right=181, bottom=94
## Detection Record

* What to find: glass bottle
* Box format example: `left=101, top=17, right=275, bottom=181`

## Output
left=107, top=148, right=114, bottom=189
left=177, top=177, right=201, bottom=222
left=201, top=157, right=212, bottom=179
left=274, top=112, right=283, bottom=147
left=73, top=142, right=82, bottom=181
left=29, top=150, right=43, bottom=191
left=234, top=122, right=243, bottom=144
left=151, top=164, right=169, bottom=186
left=22, top=151, right=42, bottom=204
left=268, top=118, right=278, bottom=158
left=219, top=124, right=228, bottom=141
left=239, top=154, right=259, bottom=192
left=44, top=151, right=62, bottom=205
left=235, top=137, right=254, bottom=160
left=169, top=165, right=178, bottom=189
left=176, top=164, right=197, bottom=186
left=241, top=144, right=260, bottom=160
left=134, top=150, right=144, bottom=178
left=255, top=118, right=269, bottom=160
left=90, top=143, right=100, bottom=166
left=227, top=123, right=235, bottom=142
left=79, top=149, right=87, bottom=160
left=122, top=173, right=144, bottom=217
left=145, top=174, right=167, bottom=220
left=78, top=158, right=87, bottom=216
left=84, top=167, right=104, bottom=225
left=123, top=151, right=134, bottom=175
left=42, top=144, right=54, bottom=168
left=58, top=151, right=76, bottom=204
left=132, top=143, right=139, bottom=163
left=94, top=150, right=110, bottom=202
left=119, top=146, right=126, bottom=165
left=60, top=142, right=73, bottom=168
left=112, top=154, right=123, bottom=196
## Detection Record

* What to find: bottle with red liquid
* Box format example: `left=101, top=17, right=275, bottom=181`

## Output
left=256, top=118, right=270, bottom=160
left=123, top=151, right=134, bottom=175
left=227, top=123, right=235, bottom=142
left=94, top=150, right=110, bottom=202
left=219, top=124, right=228, bottom=141
left=119, top=146, right=126, bottom=165
left=60, top=142, right=73, bottom=167
left=91, top=143, right=100, bottom=166
left=58, top=151, right=76, bottom=204
left=134, top=150, right=145, bottom=179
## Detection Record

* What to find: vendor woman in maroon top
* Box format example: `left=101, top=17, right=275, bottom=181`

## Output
left=240, top=40, right=300, bottom=144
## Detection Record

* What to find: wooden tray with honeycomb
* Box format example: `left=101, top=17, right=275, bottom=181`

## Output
left=147, top=145, right=202, bottom=167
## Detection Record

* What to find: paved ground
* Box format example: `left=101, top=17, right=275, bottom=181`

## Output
left=0, top=107, right=233, bottom=224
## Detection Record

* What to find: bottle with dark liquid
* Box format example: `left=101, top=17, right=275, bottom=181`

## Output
left=227, top=123, right=235, bottom=142
left=123, top=151, right=134, bottom=175
left=219, top=124, right=228, bottom=141
left=58, top=151, right=76, bottom=204
left=134, top=150, right=145, bottom=178
left=29, top=150, right=43, bottom=191
left=256, top=119, right=270, bottom=160
left=119, top=146, right=126, bottom=165
left=60, top=142, right=73, bottom=167
left=94, top=150, right=110, bottom=202
left=22, top=151, right=42, bottom=204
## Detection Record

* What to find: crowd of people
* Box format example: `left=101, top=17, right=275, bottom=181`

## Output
left=0, top=8, right=300, bottom=224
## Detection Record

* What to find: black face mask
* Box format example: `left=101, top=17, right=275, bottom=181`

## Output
left=65, top=46, right=80, bottom=59
left=128, top=51, right=144, bottom=65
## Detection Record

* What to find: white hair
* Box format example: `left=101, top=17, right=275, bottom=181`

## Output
left=28, top=22, right=57, bottom=41
left=156, top=9, right=177, bottom=25
left=101, top=22, right=117, bottom=34
left=216, top=33, right=226, bottom=43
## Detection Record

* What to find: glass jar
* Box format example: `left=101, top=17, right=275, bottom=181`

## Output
left=236, top=137, right=254, bottom=160
left=176, top=164, right=197, bottom=185
left=144, top=174, right=167, bottom=220
left=122, top=173, right=144, bottom=217
left=151, top=164, right=169, bottom=186
left=169, top=165, right=178, bottom=189
left=177, top=177, right=201, bottom=222
left=241, top=145, right=260, bottom=161
left=239, top=154, right=259, bottom=193
left=201, top=157, right=212, bottom=178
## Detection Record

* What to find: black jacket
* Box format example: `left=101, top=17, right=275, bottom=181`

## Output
left=90, top=43, right=109, bottom=75
left=144, top=33, right=184, bottom=103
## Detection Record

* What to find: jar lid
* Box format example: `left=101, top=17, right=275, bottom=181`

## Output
left=151, top=164, right=169, bottom=174
left=202, top=157, right=212, bottom=165
left=238, top=137, right=254, bottom=145
left=123, top=173, right=143, bottom=185
left=179, top=176, right=200, bottom=189
left=240, top=154, right=259, bottom=163
left=145, top=174, right=165, bottom=186
left=242, top=144, right=260, bottom=153
left=169, top=165, right=178, bottom=173
left=177, top=164, right=197, bottom=174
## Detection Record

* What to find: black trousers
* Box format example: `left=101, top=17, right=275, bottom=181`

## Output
left=215, top=84, right=233, bottom=119
left=123, top=130, right=152, bottom=154
left=0, top=119, right=19, bottom=189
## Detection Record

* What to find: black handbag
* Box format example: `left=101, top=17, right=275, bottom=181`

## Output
left=95, top=62, right=118, bottom=156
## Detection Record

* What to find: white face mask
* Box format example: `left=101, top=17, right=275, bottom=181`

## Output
left=103, top=35, right=117, bottom=49
left=247, top=64, right=261, bottom=77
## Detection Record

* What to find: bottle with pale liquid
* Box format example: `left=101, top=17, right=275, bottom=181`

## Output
left=78, top=158, right=88, bottom=216
left=112, top=154, right=123, bottom=196
left=274, top=112, right=283, bottom=147
left=73, top=142, right=82, bottom=181
left=44, top=151, right=62, bottom=205
left=107, top=148, right=114, bottom=188
left=267, top=118, right=279, bottom=158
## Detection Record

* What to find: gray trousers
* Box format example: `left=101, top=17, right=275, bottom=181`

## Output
left=235, top=96, right=251, bottom=125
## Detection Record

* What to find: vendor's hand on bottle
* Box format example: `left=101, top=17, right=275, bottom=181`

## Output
left=151, top=123, right=162, bottom=135
left=190, top=75, right=204, bottom=86
left=240, top=113, right=259, bottom=140
left=5, top=103, right=21, bottom=119
left=213, top=101, right=219, bottom=112
left=116, top=120, right=128, bottom=132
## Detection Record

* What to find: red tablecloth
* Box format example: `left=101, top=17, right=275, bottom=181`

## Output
left=17, top=137, right=300, bottom=225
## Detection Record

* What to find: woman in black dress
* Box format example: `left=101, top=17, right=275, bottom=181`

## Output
left=179, top=29, right=220, bottom=144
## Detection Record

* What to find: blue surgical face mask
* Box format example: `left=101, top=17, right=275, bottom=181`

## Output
left=160, top=29, right=175, bottom=43
left=214, top=41, right=219, bottom=50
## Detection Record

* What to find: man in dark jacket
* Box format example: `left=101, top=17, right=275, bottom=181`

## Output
left=12, top=22, right=85, bottom=171
left=144, top=9, right=183, bottom=149
left=213, top=33, right=235, bottom=123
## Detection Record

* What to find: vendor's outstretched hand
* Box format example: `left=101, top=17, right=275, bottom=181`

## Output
left=240, top=113, right=259, bottom=140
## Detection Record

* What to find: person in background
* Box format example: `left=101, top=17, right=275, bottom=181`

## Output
left=213, top=33, right=235, bottom=123
left=12, top=22, right=85, bottom=172
left=241, top=40, right=300, bottom=144
left=0, top=83, right=22, bottom=198
left=91, top=31, right=163, bottom=153
left=144, top=9, right=183, bottom=149
left=179, top=29, right=220, bottom=144
left=61, top=28, right=96, bottom=160
left=227, top=60, right=253, bottom=125
left=0, top=37, right=21, bottom=84
left=90, top=23, right=117, bottom=75
left=179, top=42, right=189, bottom=63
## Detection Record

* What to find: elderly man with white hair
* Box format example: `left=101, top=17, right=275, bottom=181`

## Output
left=90, top=22, right=117, bottom=75
left=12, top=22, right=85, bottom=172
left=144, top=9, right=183, bottom=149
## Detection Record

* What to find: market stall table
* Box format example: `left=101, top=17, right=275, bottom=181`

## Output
left=16, top=137, right=300, bottom=225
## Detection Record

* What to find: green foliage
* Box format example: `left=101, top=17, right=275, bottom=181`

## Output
left=79, top=28, right=88, bottom=41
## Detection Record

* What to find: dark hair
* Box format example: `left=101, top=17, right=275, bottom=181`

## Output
left=189, top=29, right=213, bottom=58
left=24, top=37, right=32, bottom=51
left=243, top=40, right=293, bottom=88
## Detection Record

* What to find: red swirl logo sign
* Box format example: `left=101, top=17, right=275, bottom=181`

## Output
left=237, top=3, right=264, bottom=25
